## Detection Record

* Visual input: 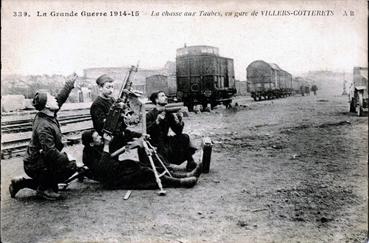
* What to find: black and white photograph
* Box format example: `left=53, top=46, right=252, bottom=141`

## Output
left=1, top=0, right=368, bottom=242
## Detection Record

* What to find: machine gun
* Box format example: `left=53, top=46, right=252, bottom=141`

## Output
left=103, top=63, right=139, bottom=135
left=109, top=96, right=174, bottom=196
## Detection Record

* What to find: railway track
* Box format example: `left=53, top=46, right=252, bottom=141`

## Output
left=1, top=125, right=93, bottom=159
left=1, top=114, right=92, bottom=133
left=1, top=113, right=93, bottom=159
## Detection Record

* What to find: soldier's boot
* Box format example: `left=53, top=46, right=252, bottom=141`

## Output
left=162, top=176, right=198, bottom=188
left=172, top=162, right=202, bottom=178
left=36, top=188, right=61, bottom=201
left=179, top=176, right=198, bottom=188
left=186, top=158, right=197, bottom=172
left=9, top=177, right=27, bottom=198
left=187, top=162, right=202, bottom=177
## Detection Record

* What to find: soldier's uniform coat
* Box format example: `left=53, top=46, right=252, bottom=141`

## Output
left=90, top=96, right=141, bottom=153
left=23, top=81, right=77, bottom=190
left=144, top=108, right=196, bottom=165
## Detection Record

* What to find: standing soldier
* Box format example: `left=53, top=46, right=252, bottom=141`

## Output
left=311, top=84, right=318, bottom=95
left=9, top=74, right=78, bottom=200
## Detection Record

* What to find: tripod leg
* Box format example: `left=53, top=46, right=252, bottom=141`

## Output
left=143, top=142, right=166, bottom=196
left=146, top=141, right=172, bottom=177
left=147, top=155, right=166, bottom=196
left=59, top=168, right=87, bottom=190
left=152, top=152, right=172, bottom=177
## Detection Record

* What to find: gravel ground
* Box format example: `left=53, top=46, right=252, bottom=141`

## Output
left=1, top=94, right=367, bottom=242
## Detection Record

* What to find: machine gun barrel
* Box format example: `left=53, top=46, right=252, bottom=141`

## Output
left=102, top=62, right=139, bottom=135
left=118, top=62, right=139, bottom=101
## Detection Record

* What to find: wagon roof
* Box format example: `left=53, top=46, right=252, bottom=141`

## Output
left=248, top=60, right=283, bottom=71
left=269, top=63, right=282, bottom=71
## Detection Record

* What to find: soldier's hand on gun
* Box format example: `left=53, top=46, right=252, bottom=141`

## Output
left=117, top=101, right=126, bottom=109
left=103, top=133, right=113, bottom=144
left=127, top=137, right=144, bottom=150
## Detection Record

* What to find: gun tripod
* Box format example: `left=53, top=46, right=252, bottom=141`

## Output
left=141, top=138, right=172, bottom=196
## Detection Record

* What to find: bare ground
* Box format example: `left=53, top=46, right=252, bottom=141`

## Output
left=1, top=94, right=367, bottom=242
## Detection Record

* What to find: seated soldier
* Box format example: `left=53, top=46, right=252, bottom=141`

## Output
left=145, top=91, right=198, bottom=171
left=81, top=130, right=201, bottom=189
left=90, top=74, right=140, bottom=153
left=9, top=74, right=78, bottom=200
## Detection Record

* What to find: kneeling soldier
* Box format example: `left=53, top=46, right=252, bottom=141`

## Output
left=9, top=74, right=78, bottom=200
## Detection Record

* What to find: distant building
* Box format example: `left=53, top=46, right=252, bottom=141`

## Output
left=68, top=87, right=92, bottom=103
left=1, top=95, right=25, bottom=112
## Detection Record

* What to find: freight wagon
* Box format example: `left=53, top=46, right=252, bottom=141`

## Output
left=176, top=45, right=237, bottom=110
left=246, top=60, right=293, bottom=101
left=145, top=74, right=177, bottom=99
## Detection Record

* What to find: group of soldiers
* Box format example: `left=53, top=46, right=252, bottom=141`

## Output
left=9, top=74, right=202, bottom=200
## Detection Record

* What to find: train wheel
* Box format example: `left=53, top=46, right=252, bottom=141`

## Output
left=202, top=103, right=211, bottom=112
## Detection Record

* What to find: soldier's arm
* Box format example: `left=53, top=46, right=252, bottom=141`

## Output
left=169, top=113, right=184, bottom=134
left=90, top=104, right=107, bottom=134
left=55, top=74, right=77, bottom=109
left=38, top=127, right=68, bottom=165
left=125, top=129, right=142, bottom=139
left=146, top=110, right=160, bottom=134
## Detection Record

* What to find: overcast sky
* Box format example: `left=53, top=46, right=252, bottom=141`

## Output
left=2, top=0, right=367, bottom=80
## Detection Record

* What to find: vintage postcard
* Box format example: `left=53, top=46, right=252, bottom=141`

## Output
left=1, top=0, right=368, bottom=242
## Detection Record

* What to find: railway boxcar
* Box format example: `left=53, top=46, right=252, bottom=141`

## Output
left=176, top=45, right=236, bottom=110
left=145, top=74, right=177, bottom=101
left=246, top=60, right=293, bottom=101
left=146, top=75, right=170, bottom=96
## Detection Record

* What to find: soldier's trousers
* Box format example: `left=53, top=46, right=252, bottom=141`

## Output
left=24, top=159, right=77, bottom=191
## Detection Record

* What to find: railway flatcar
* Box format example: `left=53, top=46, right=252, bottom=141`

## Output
left=246, top=60, right=293, bottom=101
left=176, top=45, right=237, bottom=110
